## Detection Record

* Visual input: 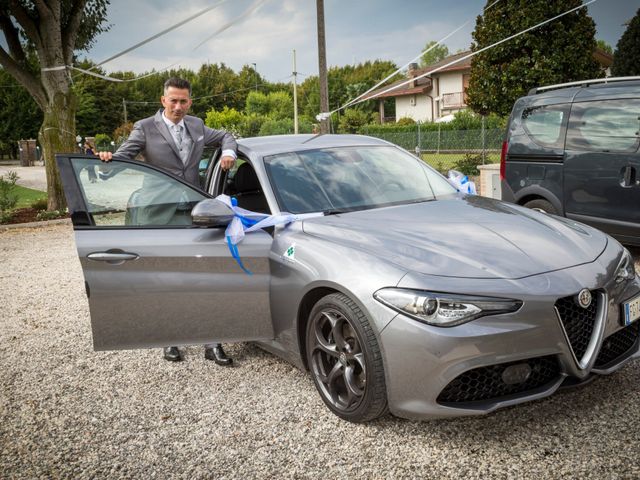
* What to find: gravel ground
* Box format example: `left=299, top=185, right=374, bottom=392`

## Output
left=1, top=224, right=639, bottom=479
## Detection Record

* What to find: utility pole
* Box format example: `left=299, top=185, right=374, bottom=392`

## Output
left=293, top=49, right=299, bottom=134
left=252, top=63, right=258, bottom=91
left=316, top=0, right=330, bottom=134
left=122, top=99, right=127, bottom=124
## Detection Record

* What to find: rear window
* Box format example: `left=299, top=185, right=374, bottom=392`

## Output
left=566, top=99, right=640, bottom=153
left=521, top=104, right=568, bottom=148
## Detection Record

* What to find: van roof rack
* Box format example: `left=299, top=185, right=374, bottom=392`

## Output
left=528, top=76, right=640, bottom=95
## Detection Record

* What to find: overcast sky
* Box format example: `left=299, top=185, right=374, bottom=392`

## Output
left=85, top=0, right=638, bottom=82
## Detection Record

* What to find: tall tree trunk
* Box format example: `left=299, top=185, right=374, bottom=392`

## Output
left=38, top=90, right=76, bottom=211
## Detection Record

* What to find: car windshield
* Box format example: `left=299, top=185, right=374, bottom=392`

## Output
left=264, top=146, right=456, bottom=214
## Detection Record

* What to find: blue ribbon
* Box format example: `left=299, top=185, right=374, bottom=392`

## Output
left=219, top=195, right=322, bottom=275
left=226, top=235, right=253, bottom=275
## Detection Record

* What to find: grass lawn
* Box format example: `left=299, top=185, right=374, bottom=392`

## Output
left=13, top=185, right=47, bottom=209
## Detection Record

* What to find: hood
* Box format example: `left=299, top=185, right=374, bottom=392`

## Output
left=301, top=196, right=607, bottom=279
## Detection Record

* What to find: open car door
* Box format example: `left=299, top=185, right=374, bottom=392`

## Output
left=56, top=155, right=274, bottom=350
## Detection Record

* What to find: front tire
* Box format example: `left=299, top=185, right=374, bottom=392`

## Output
left=306, top=293, right=387, bottom=422
left=524, top=198, right=557, bottom=214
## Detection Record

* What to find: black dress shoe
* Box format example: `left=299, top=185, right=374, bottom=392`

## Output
left=204, top=344, right=233, bottom=366
left=163, top=346, right=182, bottom=362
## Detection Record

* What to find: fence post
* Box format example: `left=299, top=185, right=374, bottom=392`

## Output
left=481, top=115, right=486, bottom=165
left=437, top=123, right=441, bottom=154
left=416, top=121, right=421, bottom=157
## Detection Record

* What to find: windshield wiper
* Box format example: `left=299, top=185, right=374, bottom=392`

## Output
left=323, top=208, right=351, bottom=215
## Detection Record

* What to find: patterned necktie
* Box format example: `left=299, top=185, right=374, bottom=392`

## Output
left=174, top=124, right=183, bottom=148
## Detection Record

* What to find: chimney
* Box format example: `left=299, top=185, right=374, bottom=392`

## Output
left=408, top=63, right=419, bottom=87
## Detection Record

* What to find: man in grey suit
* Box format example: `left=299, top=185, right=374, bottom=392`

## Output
left=98, top=77, right=235, bottom=366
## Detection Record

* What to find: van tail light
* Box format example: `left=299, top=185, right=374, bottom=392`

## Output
left=500, top=141, right=508, bottom=180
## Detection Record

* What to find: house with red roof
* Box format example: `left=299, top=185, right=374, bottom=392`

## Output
left=365, top=48, right=613, bottom=123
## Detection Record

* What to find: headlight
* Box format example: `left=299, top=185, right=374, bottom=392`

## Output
left=616, top=249, right=637, bottom=284
left=374, top=288, right=522, bottom=327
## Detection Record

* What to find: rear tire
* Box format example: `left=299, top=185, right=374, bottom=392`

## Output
left=524, top=199, right=557, bottom=215
left=306, top=293, right=388, bottom=422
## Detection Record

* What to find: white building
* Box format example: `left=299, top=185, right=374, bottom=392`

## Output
left=366, top=50, right=472, bottom=123
left=367, top=48, right=614, bottom=123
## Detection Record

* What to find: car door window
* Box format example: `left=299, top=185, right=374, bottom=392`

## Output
left=71, top=157, right=207, bottom=227
left=566, top=99, right=640, bottom=153
left=521, top=104, right=568, bottom=148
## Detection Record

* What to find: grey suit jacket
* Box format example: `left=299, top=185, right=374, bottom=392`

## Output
left=114, top=109, right=237, bottom=187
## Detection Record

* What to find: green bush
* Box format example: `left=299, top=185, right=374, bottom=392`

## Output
left=0, top=171, right=18, bottom=223
left=338, top=109, right=373, bottom=133
left=359, top=110, right=507, bottom=135
left=396, top=117, right=416, bottom=125
left=30, top=197, right=48, bottom=210
left=453, top=153, right=484, bottom=176
left=258, top=119, right=294, bottom=136
left=240, top=114, right=268, bottom=137
left=36, top=209, right=66, bottom=221
left=94, top=133, right=112, bottom=150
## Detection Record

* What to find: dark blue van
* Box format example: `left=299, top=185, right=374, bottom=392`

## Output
left=501, top=77, right=640, bottom=246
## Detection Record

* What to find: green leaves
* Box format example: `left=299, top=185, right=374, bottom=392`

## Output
left=612, top=8, right=640, bottom=76
left=467, top=0, right=602, bottom=116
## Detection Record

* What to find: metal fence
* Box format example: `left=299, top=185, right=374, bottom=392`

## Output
left=360, top=125, right=504, bottom=175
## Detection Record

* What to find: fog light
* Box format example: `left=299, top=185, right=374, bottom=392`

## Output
left=501, top=363, right=532, bottom=385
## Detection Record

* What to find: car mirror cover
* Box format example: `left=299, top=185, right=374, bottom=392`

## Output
left=191, top=199, right=235, bottom=227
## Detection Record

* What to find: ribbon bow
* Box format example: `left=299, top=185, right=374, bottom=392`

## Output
left=215, top=194, right=322, bottom=275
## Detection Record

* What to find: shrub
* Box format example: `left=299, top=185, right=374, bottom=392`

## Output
left=338, top=109, right=373, bottom=134
left=36, top=209, right=66, bottom=221
left=453, top=153, right=484, bottom=176
left=0, top=171, right=18, bottom=223
left=30, top=198, right=48, bottom=210
left=94, top=133, right=112, bottom=150
left=396, top=117, right=416, bottom=125
left=259, top=119, right=294, bottom=136
left=112, top=123, right=133, bottom=146
left=240, top=114, right=267, bottom=137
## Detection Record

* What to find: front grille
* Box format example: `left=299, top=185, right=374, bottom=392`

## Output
left=594, top=322, right=640, bottom=368
left=437, top=356, right=560, bottom=405
left=555, top=291, right=599, bottom=361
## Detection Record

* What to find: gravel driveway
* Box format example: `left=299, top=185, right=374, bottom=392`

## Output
left=1, top=224, right=639, bottom=479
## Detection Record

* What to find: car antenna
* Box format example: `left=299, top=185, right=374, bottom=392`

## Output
left=302, top=133, right=325, bottom=144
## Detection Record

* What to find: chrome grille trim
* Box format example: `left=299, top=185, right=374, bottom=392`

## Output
left=554, top=291, right=608, bottom=370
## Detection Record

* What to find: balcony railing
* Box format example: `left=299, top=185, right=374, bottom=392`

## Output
left=441, top=92, right=467, bottom=109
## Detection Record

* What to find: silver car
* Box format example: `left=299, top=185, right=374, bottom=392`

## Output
left=56, top=134, right=640, bottom=422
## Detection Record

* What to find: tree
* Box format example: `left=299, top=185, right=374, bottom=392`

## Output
left=466, top=0, right=602, bottom=116
left=0, top=68, right=42, bottom=158
left=0, top=1, right=110, bottom=210
left=612, top=8, right=640, bottom=77
left=297, top=60, right=399, bottom=124
left=338, top=109, right=373, bottom=133
left=420, top=41, right=449, bottom=67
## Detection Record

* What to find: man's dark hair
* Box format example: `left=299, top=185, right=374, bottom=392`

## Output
left=164, top=77, right=191, bottom=95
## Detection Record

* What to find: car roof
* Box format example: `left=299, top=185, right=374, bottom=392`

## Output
left=237, top=134, right=393, bottom=157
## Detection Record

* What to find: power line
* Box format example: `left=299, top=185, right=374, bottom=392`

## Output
left=122, top=75, right=294, bottom=105
left=92, top=0, right=230, bottom=70
left=328, top=0, right=598, bottom=116
left=325, top=0, right=504, bottom=118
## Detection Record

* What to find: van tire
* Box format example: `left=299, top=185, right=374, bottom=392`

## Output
left=524, top=199, right=557, bottom=215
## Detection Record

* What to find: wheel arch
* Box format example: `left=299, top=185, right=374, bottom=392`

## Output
left=296, top=282, right=372, bottom=371
left=515, top=186, right=564, bottom=215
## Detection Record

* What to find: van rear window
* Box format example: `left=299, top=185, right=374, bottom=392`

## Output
left=566, top=99, right=640, bottom=153
left=521, top=105, right=567, bottom=148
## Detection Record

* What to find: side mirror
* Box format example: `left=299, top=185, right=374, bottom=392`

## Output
left=191, top=199, right=234, bottom=226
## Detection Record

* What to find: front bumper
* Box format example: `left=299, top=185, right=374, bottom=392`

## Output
left=379, top=250, right=640, bottom=420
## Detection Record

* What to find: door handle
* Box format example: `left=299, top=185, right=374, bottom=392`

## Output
left=620, top=166, right=636, bottom=187
left=87, top=251, right=139, bottom=264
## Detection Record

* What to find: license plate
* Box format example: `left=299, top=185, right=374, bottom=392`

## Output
left=622, top=293, right=640, bottom=326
